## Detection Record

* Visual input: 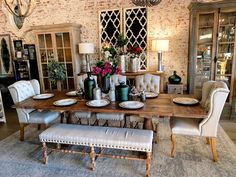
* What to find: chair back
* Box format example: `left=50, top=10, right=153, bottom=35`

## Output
left=111, top=74, right=126, bottom=85
left=135, top=74, right=160, bottom=93
left=8, top=79, right=40, bottom=123
left=199, top=81, right=229, bottom=137
left=77, top=74, right=97, bottom=90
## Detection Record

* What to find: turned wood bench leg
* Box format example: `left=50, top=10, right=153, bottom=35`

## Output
left=42, top=142, right=48, bottom=164
left=206, top=137, right=210, bottom=145
left=146, top=152, right=152, bottom=177
left=90, top=146, right=96, bottom=170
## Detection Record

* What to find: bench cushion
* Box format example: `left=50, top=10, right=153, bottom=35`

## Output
left=39, top=124, right=153, bottom=152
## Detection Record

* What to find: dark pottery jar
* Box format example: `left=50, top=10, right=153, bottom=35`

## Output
left=84, top=72, right=95, bottom=100
left=115, top=82, right=129, bottom=101
left=102, top=75, right=110, bottom=94
left=168, top=71, right=181, bottom=84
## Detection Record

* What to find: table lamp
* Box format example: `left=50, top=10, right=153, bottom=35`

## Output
left=151, top=39, right=169, bottom=71
left=79, top=43, right=94, bottom=72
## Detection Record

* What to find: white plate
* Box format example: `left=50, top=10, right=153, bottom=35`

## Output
left=173, top=97, right=199, bottom=105
left=119, top=101, right=144, bottom=109
left=33, top=93, right=54, bottom=100
left=86, top=99, right=110, bottom=107
left=66, top=91, right=77, bottom=96
left=53, top=98, right=77, bottom=106
left=145, top=92, right=159, bottom=98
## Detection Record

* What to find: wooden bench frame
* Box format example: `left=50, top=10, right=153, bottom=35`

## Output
left=42, top=142, right=152, bottom=177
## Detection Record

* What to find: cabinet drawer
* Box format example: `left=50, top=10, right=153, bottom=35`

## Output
left=167, top=84, right=183, bottom=94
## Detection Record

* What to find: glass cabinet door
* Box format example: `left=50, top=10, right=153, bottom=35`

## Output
left=55, top=32, right=74, bottom=90
left=216, top=11, right=236, bottom=102
left=195, top=13, right=215, bottom=92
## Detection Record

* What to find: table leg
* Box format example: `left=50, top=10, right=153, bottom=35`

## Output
left=143, top=118, right=153, bottom=130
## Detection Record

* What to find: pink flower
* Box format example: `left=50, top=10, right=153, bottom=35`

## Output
left=93, top=66, right=102, bottom=75
left=115, top=67, right=121, bottom=74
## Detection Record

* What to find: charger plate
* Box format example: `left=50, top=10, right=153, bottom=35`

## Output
left=53, top=98, right=77, bottom=106
left=145, top=92, right=159, bottom=98
left=66, top=91, right=78, bottom=96
left=119, top=101, right=144, bottom=109
left=86, top=99, right=110, bottom=107
left=33, top=93, right=54, bottom=100
left=173, top=97, right=199, bottom=105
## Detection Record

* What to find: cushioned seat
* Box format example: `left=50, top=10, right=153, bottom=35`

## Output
left=40, top=123, right=153, bottom=152
left=29, top=110, right=60, bottom=124
left=170, top=118, right=201, bottom=136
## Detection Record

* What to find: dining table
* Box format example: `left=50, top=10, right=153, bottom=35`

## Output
left=13, top=91, right=208, bottom=130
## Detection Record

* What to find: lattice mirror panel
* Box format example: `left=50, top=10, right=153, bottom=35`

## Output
left=99, top=9, right=121, bottom=48
left=124, top=7, right=147, bottom=70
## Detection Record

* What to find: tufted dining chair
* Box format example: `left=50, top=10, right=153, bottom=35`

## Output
left=129, top=74, right=160, bottom=137
left=70, top=74, right=98, bottom=124
left=96, top=74, right=126, bottom=127
left=170, top=81, right=229, bottom=162
left=8, top=80, right=60, bottom=141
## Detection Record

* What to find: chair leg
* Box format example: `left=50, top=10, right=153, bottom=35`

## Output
left=60, top=111, right=64, bottom=123
left=171, top=134, right=176, bottom=158
left=20, top=123, right=25, bottom=141
left=42, top=142, right=48, bottom=164
left=210, top=137, right=218, bottom=162
left=206, top=137, right=210, bottom=145
left=90, top=146, right=96, bottom=170
left=146, top=152, right=152, bottom=177
left=37, top=124, right=41, bottom=130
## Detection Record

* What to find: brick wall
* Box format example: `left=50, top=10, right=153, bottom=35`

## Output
left=0, top=0, right=217, bottom=86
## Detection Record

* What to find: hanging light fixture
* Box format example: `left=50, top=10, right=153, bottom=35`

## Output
left=132, top=0, right=162, bottom=7
left=3, top=0, right=38, bottom=29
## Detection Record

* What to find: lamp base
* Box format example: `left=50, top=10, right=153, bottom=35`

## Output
left=157, top=52, right=163, bottom=71
left=85, top=54, right=91, bottom=72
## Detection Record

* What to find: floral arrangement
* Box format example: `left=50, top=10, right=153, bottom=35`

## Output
left=101, top=42, right=117, bottom=61
left=93, top=60, right=121, bottom=77
left=116, top=33, right=128, bottom=55
left=127, top=44, right=142, bottom=59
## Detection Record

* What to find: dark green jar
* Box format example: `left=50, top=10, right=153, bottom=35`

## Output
left=115, top=82, right=129, bottom=101
left=168, top=71, right=182, bottom=84
left=84, top=72, right=95, bottom=100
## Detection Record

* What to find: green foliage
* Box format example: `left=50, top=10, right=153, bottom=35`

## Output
left=47, top=60, right=66, bottom=85
left=116, top=34, right=128, bottom=55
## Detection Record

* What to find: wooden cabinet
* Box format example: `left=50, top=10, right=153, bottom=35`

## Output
left=32, top=23, right=81, bottom=92
left=188, top=0, right=236, bottom=103
left=0, top=91, right=6, bottom=123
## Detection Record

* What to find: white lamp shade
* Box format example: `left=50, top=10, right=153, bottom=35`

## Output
left=79, top=43, right=94, bottom=54
left=152, top=39, right=169, bottom=52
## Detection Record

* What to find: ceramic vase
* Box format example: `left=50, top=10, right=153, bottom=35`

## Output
left=84, top=72, right=96, bottom=100
left=118, top=55, right=126, bottom=73
left=130, top=57, right=139, bottom=72
left=168, top=71, right=182, bottom=84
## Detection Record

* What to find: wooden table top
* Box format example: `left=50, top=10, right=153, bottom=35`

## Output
left=13, top=92, right=207, bottom=119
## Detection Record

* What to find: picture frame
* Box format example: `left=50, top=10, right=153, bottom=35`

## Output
left=0, top=34, right=13, bottom=77
left=13, top=40, right=23, bottom=50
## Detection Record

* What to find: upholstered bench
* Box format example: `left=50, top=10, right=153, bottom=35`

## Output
left=39, top=124, right=153, bottom=177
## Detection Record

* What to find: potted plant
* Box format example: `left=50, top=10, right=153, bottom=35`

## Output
left=116, top=34, right=128, bottom=73
left=47, top=60, right=66, bottom=91
left=127, top=44, right=142, bottom=72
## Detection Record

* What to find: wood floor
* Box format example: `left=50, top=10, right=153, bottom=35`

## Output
left=1, top=109, right=236, bottom=145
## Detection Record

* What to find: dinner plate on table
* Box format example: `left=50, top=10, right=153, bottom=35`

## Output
left=119, top=101, right=144, bottom=109
left=145, top=92, right=159, bottom=98
left=86, top=99, right=110, bottom=107
left=173, top=97, right=199, bottom=105
left=66, top=91, right=78, bottom=96
left=53, top=98, right=78, bottom=106
left=33, top=93, right=54, bottom=100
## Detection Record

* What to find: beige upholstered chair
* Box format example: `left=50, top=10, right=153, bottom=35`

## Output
left=129, top=74, right=160, bottom=133
left=170, top=81, right=229, bottom=162
left=71, top=74, right=98, bottom=124
left=8, top=80, right=60, bottom=141
left=96, top=74, right=126, bottom=127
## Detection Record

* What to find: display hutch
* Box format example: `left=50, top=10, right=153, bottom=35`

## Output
left=32, top=23, right=81, bottom=92
left=188, top=0, right=236, bottom=103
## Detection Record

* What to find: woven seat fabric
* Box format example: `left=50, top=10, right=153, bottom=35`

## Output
left=96, top=113, right=124, bottom=121
left=39, top=124, right=153, bottom=152
left=73, top=111, right=92, bottom=119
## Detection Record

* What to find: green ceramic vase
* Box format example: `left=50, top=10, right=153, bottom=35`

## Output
left=168, top=71, right=181, bottom=84
left=84, top=72, right=95, bottom=100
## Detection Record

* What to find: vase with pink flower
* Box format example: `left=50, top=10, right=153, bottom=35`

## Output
left=127, top=44, right=142, bottom=72
left=93, top=60, right=121, bottom=93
